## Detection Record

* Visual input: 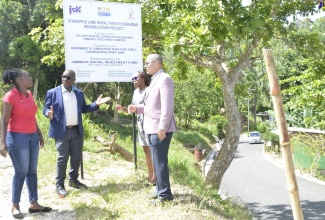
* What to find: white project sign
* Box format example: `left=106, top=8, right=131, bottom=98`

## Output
left=63, top=0, right=142, bottom=82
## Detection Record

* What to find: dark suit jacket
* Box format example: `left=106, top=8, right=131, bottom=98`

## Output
left=43, top=85, right=99, bottom=139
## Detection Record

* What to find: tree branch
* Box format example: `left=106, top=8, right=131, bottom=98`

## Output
left=229, top=37, right=259, bottom=79
left=179, top=52, right=218, bottom=70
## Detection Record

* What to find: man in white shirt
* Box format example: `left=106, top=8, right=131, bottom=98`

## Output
left=43, top=69, right=110, bottom=197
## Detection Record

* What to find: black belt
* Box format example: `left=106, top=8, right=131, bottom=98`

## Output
left=66, top=125, right=78, bottom=129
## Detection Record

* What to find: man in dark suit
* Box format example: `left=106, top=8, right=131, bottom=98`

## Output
left=129, top=54, right=177, bottom=203
left=43, top=69, right=110, bottom=197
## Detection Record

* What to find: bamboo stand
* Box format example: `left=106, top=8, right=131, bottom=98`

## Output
left=263, top=48, right=304, bottom=220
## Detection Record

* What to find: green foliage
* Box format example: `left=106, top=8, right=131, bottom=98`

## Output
left=82, top=113, right=92, bottom=139
left=142, top=3, right=319, bottom=191
left=8, top=35, right=43, bottom=77
left=0, top=0, right=27, bottom=68
left=208, top=114, right=228, bottom=136
left=189, top=119, right=223, bottom=141
left=262, top=131, right=279, bottom=143
left=29, top=18, right=65, bottom=67
left=236, top=15, right=325, bottom=131
left=237, top=62, right=271, bottom=116
left=0, top=0, right=60, bottom=69
left=151, top=0, right=316, bottom=59
left=256, top=120, right=270, bottom=134
left=174, top=65, right=223, bottom=128
left=291, top=133, right=325, bottom=177
left=26, top=0, right=64, bottom=68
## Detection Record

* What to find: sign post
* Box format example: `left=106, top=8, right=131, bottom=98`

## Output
left=63, top=0, right=142, bottom=176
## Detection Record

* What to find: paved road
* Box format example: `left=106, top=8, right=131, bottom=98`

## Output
left=219, top=140, right=325, bottom=220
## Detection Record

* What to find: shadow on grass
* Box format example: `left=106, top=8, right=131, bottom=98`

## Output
left=90, top=181, right=144, bottom=196
left=74, top=203, right=120, bottom=219
left=70, top=181, right=144, bottom=219
left=28, top=209, right=77, bottom=220
left=169, top=147, right=252, bottom=219
left=174, top=192, right=251, bottom=219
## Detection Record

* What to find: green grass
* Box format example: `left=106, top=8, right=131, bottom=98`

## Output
left=34, top=109, right=252, bottom=220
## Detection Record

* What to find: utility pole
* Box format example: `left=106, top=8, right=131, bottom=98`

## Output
left=248, top=96, right=250, bottom=133
left=247, top=88, right=256, bottom=134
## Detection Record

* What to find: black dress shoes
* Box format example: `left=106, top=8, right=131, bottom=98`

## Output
left=28, top=207, right=52, bottom=213
left=56, top=184, right=67, bottom=198
left=69, top=180, right=88, bottom=189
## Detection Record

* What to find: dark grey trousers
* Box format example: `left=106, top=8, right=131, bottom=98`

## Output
left=55, top=127, right=83, bottom=185
left=149, top=132, right=173, bottom=200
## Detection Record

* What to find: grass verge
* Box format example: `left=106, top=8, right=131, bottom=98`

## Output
left=31, top=110, right=253, bottom=219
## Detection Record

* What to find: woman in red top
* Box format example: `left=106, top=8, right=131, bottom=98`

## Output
left=0, top=69, right=52, bottom=219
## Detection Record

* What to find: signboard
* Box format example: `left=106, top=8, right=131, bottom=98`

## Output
left=63, top=0, right=142, bottom=82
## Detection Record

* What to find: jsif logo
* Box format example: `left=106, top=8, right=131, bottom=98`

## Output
left=69, top=6, right=81, bottom=14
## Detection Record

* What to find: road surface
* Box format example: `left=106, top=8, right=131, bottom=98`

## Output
left=219, top=139, right=325, bottom=219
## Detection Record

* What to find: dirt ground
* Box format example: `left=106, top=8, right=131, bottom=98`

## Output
left=0, top=152, right=139, bottom=220
left=1, top=155, right=76, bottom=220
left=0, top=151, right=226, bottom=220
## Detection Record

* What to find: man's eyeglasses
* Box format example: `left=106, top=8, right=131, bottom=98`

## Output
left=132, top=76, right=140, bottom=81
left=144, top=61, right=156, bottom=65
left=61, top=75, right=72, bottom=80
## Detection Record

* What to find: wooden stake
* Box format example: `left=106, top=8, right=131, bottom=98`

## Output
left=263, top=49, right=304, bottom=220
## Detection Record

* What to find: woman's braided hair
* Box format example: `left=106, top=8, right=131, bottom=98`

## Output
left=2, top=69, right=25, bottom=86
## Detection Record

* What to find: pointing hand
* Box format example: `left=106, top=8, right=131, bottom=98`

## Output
left=96, top=94, right=111, bottom=106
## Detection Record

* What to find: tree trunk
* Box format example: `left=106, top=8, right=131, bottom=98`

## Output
left=111, top=82, right=121, bottom=123
left=253, top=93, right=257, bottom=125
left=205, top=75, right=241, bottom=189
left=33, top=77, right=38, bottom=100
left=181, top=40, right=258, bottom=190
left=111, top=109, right=119, bottom=122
